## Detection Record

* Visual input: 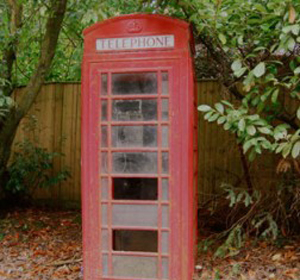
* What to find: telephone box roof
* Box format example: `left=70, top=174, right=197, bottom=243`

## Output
left=83, top=13, right=190, bottom=36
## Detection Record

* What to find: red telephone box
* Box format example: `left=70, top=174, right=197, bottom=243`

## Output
left=81, top=14, right=198, bottom=280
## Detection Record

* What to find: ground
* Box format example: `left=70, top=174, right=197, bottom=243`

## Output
left=0, top=209, right=82, bottom=280
left=0, top=209, right=300, bottom=280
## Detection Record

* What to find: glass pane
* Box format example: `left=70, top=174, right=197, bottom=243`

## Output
left=102, top=204, right=108, bottom=226
left=112, top=99, right=157, bottom=121
left=112, top=152, right=157, bottom=174
left=113, top=230, right=158, bottom=252
left=112, top=72, right=157, bottom=95
left=162, top=72, right=169, bottom=95
left=112, top=126, right=157, bottom=147
left=112, top=255, right=157, bottom=278
left=162, top=205, right=169, bottom=228
left=102, top=229, right=109, bottom=250
left=113, top=178, right=157, bottom=200
left=162, top=257, right=169, bottom=279
left=112, top=204, right=158, bottom=227
left=162, top=152, right=169, bottom=174
left=101, top=126, right=108, bottom=147
left=162, top=179, right=169, bottom=200
left=162, top=126, right=169, bottom=147
left=102, top=254, right=108, bottom=276
left=101, top=74, right=108, bottom=95
left=161, top=232, right=169, bottom=253
left=162, top=99, right=169, bottom=121
left=101, top=178, right=108, bottom=199
left=101, top=100, right=108, bottom=121
left=101, top=152, right=108, bottom=174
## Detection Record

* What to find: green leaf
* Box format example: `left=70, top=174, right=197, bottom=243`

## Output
left=231, top=60, right=242, bottom=72
left=236, top=193, right=243, bottom=203
left=238, top=35, right=243, bottom=45
left=221, top=100, right=234, bottom=108
left=204, top=111, right=213, bottom=120
left=217, top=116, right=226, bottom=125
left=254, top=3, right=267, bottom=13
left=235, top=67, right=247, bottom=78
left=271, top=89, right=279, bottom=103
left=294, top=67, right=300, bottom=74
left=238, top=119, right=246, bottom=131
left=247, top=125, right=256, bottom=136
left=215, top=103, right=224, bottom=114
left=292, top=141, right=300, bottom=158
left=283, top=26, right=293, bottom=33
left=254, top=46, right=266, bottom=52
left=253, top=62, right=266, bottom=78
left=297, top=107, right=300, bottom=120
left=224, top=122, right=231, bottom=130
left=275, top=143, right=286, bottom=154
left=282, top=143, right=292, bottom=158
left=243, top=140, right=254, bottom=153
left=288, top=37, right=296, bottom=51
left=198, top=105, right=212, bottom=112
left=249, top=149, right=256, bottom=161
left=244, top=195, right=251, bottom=207
left=208, top=113, right=219, bottom=122
left=258, top=127, right=271, bottom=134
left=218, top=33, right=227, bottom=45
left=291, top=24, right=300, bottom=35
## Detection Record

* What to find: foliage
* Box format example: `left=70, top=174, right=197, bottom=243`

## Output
left=214, top=225, right=245, bottom=258
left=200, top=177, right=300, bottom=259
left=0, top=0, right=189, bottom=85
left=5, top=139, right=70, bottom=198
left=0, top=0, right=161, bottom=86
left=192, top=0, right=300, bottom=161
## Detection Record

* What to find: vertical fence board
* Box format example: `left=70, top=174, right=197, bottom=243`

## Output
left=51, top=83, right=64, bottom=202
left=60, top=84, right=76, bottom=202
left=74, top=84, right=82, bottom=203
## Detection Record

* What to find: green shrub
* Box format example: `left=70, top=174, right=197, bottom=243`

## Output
left=5, top=139, right=70, bottom=199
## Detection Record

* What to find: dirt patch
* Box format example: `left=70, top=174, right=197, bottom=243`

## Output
left=0, top=208, right=82, bottom=280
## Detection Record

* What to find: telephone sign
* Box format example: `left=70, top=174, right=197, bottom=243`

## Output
left=96, top=35, right=175, bottom=51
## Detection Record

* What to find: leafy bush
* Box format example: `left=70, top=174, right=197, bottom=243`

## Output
left=200, top=176, right=300, bottom=258
left=5, top=139, right=70, bottom=199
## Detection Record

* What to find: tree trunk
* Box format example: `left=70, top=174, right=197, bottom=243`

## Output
left=0, top=116, right=19, bottom=190
left=0, top=0, right=68, bottom=191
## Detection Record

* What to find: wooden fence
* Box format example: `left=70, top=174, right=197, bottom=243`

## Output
left=13, top=82, right=279, bottom=206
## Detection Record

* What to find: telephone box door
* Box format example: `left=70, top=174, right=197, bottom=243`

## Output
left=89, top=60, right=181, bottom=280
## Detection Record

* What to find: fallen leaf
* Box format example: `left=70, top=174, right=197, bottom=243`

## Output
left=272, top=253, right=282, bottom=262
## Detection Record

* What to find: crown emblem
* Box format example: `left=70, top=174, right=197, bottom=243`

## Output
left=126, top=20, right=143, bottom=33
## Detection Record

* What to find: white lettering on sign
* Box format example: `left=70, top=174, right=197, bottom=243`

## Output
left=96, top=35, right=175, bottom=51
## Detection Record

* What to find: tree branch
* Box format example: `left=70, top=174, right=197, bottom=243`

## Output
left=2, top=0, right=23, bottom=96
left=17, top=0, right=68, bottom=116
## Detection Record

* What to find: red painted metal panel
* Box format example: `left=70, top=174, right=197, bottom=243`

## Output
left=82, top=14, right=197, bottom=280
